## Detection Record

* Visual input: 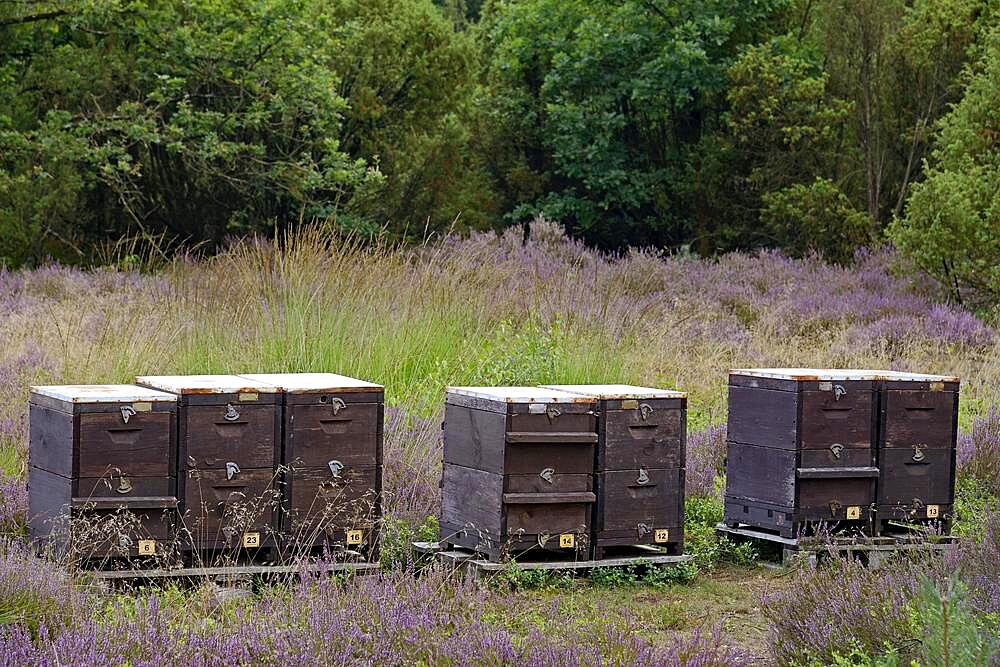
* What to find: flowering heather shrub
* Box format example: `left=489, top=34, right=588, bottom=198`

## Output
left=958, top=407, right=1000, bottom=496
left=946, top=507, right=1000, bottom=619
left=0, top=570, right=746, bottom=666
left=0, top=476, right=27, bottom=534
left=760, top=555, right=926, bottom=664
left=686, top=425, right=727, bottom=499
left=0, top=538, right=81, bottom=632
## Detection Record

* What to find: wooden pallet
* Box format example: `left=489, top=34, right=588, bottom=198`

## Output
left=413, top=541, right=691, bottom=575
left=715, top=523, right=959, bottom=567
left=82, top=558, right=378, bottom=583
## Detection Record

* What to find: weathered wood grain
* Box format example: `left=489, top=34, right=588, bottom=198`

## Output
left=727, top=386, right=799, bottom=449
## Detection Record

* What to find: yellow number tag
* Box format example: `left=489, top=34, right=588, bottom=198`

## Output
left=654, top=529, right=670, bottom=543
left=137, top=540, right=156, bottom=555
left=243, top=532, right=261, bottom=548
left=346, top=530, right=364, bottom=545
left=558, top=533, right=575, bottom=548
left=846, top=506, right=861, bottom=520
left=926, top=505, right=940, bottom=518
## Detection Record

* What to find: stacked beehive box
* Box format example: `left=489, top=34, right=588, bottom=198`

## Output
left=241, top=373, right=383, bottom=558
left=724, top=368, right=959, bottom=537
left=441, top=387, right=598, bottom=559
left=875, top=372, right=959, bottom=531
left=135, top=375, right=283, bottom=552
left=28, top=385, right=179, bottom=560
left=542, top=385, right=686, bottom=558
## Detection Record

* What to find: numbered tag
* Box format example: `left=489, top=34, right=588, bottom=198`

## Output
left=926, top=505, right=940, bottom=519
left=654, top=529, right=670, bottom=543
left=243, top=532, right=261, bottom=548
left=137, top=540, right=156, bottom=555
left=621, top=399, right=639, bottom=410
left=346, top=530, right=364, bottom=545
left=558, top=533, right=575, bottom=548
left=846, top=506, right=861, bottom=520
left=239, top=392, right=259, bottom=402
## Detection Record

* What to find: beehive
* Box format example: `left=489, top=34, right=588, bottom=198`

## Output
left=441, top=387, right=597, bottom=560
left=240, top=373, right=383, bottom=557
left=28, top=385, right=179, bottom=559
left=542, top=384, right=686, bottom=558
left=875, top=372, right=959, bottom=530
left=135, top=375, right=281, bottom=551
left=725, top=369, right=880, bottom=536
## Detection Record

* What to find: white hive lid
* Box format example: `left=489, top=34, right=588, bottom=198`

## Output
left=31, top=384, right=177, bottom=403
left=446, top=386, right=596, bottom=403
left=729, top=368, right=960, bottom=382
left=540, top=384, right=686, bottom=399
left=134, top=374, right=281, bottom=394
left=238, top=373, right=382, bottom=393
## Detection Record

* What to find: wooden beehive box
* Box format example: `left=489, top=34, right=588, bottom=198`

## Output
left=441, top=387, right=598, bottom=560
left=28, top=384, right=179, bottom=560
left=542, top=384, right=686, bottom=558
left=725, top=369, right=880, bottom=536
left=875, top=371, right=959, bottom=530
left=241, top=373, right=383, bottom=557
left=135, top=375, right=281, bottom=551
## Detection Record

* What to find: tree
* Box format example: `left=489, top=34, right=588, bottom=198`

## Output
left=889, top=26, right=1000, bottom=306
left=477, top=0, right=789, bottom=250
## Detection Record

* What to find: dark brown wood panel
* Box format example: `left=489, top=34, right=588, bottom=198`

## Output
left=798, top=478, right=875, bottom=514
left=799, top=389, right=874, bottom=449
left=503, top=442, right=595, bottom=475
left=70, top=507, right=175, bottom=558
left=727, top=386, right=798, bottom=449
left=508, top=411, right=595, bottom=433
left=876, top=448, right=954, bottom=506
left=183, top=404, right=278, bottom=468
left=28, top=466, right=72, bottom=545
left=285, top=465, right=379, bottom=534
left=601, top=412, right=683, bottom=470
left=442, top=404, right=507, bottom=472
left=75, top=476, right=173, bottom=499
left=504, top=472, right=592, bottom=494
left=725, top=442, right=795, bottom=507
left=799, top=447, right=874, bottom=468
left=285, top=391, right=382, bottom=406
left=78, top=412, right=173, bottom=478
left=599, top=398, right=685, bottom=412
left=286, top=403, right=379, bottom=467
left=28, top=404, right=74, bottom=477
left=504, top=502, right=590, bottom=535
left=882, top=390, right=956, bottom=449
left=182, top=468, right=277, bottom=544
left=597, top=468, right=682, bottom=531
left=440, top=464, right=503, bottom=540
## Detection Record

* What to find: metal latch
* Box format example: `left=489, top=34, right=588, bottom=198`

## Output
left=331, top=397, right=347, bottom=415
left=639, top=403, right=653, bottom=421
left=224, top=404, right=240, bottom=421
left=539, top=467, right=555, bottom=484
left=912, top=444, right=926, bottom=463
left=328, top=460, right=344, bottom=478
left=830, top=443, right=844, bottom=460
left=226, top=462, right=241, bottom=480
left=636, top=468, right=650, bottom=485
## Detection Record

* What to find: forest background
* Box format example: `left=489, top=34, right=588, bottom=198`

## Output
left=3, top=0, right=1000, bottom=308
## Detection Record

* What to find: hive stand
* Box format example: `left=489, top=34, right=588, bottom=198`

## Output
left=135, top=375, right=282, bottom=562
left=440, top=387, right=598, bottom=562
left=715, top=522, right=959, bottom=568
left=240, top=373, right=384, bottom=561
left=28, top=385, right=180, bottom=566
left=541, top=384, right=686, bottom=559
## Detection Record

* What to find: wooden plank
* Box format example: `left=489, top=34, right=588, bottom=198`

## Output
left=715, top=523, right=800, bottom=546
left=797, top=467, right=879, bottom=479
left=470, top=553, right=693, bottom=572
left=71, top=496, right=178, bottom=510
left=727, top=386, right=799, bottom=449
left=502, top=492, right=596, bottom=504
left=442, top=403, right=507, bottom=472
left=506, top=432, right=598, bottom=444
left=440, top=464, right=503, bottom=540
left=725, top=442, right=796, bottom=507
left=89, top=561, right=379, bottom=580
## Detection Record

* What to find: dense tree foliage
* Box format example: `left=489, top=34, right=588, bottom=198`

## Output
left=890, top=25, right=1000, bottom=306
left=1, top=0, right=999, bottom=293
